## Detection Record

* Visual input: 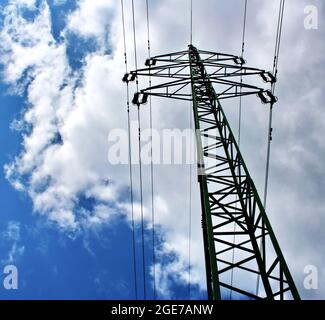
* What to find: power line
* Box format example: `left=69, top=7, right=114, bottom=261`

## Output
left=137, top=104, right=147, bottom=300
left=145, top=0, right=156, bottom=300
left=264, top=0, right=286, bottom=238
left=131, top=0, right=139, bottom=72
left=190, top=0, right=193, bottom=44
left=230, top=0, right=248, bottom=300
left=257, top=0, right=286, bottom=296
left=272, top=0, right=286, bottom=83
left=188, top=100, right=193, bottom=300
left=240, top=0, right=248, bottom=60
left=120, top=0, right=138, bottom=300
left=188, top=0, right=194, bottom=300
left=237, top=0, right=248, bottom=148
left=131, top=0, right=146, bottom=300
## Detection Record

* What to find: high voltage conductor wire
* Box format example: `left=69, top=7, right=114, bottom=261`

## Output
left=131, top=0, right=147, bottom=300
left=188, top=101, right=193, bottom=300
left=190, top=0, right=193, bottom=44
left=256, top=0, right=286, bottom=296
left=264, top=0, right=285, bottom=208
left=188, top=0, right=194, bottom=300
left=237, top=0, right=248, bottom=147
left=120, top=0, right=138, bottom=300
left=229, top=0, right=248, bottom=300
left=145, top=0, right=156, bottom=300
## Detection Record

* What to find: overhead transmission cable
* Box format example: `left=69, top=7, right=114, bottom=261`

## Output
left=145, top=0, right=156, bottom=300
left=188, top=98, right=193, bottom=300
left=188, top=0, right=194, bottom=300
left=256, top=0, right=286, bottom=296
left=190, top=0, right=193, bottom=44
left=237, top=1, right=248, bottom=142
left=229, top=0, right=248, bottom=300
left=120, top=0, right=138, bottom=300
left=131, top=0, right=147, bottom=300
left=263, top=0, right=286, bottom=208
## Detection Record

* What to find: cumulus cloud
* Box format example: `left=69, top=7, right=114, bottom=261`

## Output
left=53, top=0, right=67, bottom=5
left=0, top=0, right=324, bottom=299
left=66, top=0, right=115, bottom=48
left=1, top=221, right=25, bottom=264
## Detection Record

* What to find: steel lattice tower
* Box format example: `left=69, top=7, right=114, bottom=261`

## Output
left=123, top=45, right=300, bottom=300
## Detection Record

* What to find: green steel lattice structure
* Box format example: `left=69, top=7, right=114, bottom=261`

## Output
left=124, top=45, right=300, bottom=300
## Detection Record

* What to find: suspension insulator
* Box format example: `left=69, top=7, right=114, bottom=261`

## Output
left=122, top=72, right=137, bottom=83
left=145, top=58, right=157, bottom=67
left=132, top=92, right=149, bottom=105
left=257, top=90, right=278, bottom=104
left=233, top=57, right=246, bottom=65
left=260, top=71, right=277, bottom=84
left=141, top=92, right=149, bottom=104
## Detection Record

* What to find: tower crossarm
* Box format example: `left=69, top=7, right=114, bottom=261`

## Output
left=124, top=48, right=277, bottom=104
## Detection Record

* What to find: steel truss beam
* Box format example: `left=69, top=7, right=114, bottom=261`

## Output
left=124, top=45, right=300, bottom=300
left=125, top=48, right=276, bottom=104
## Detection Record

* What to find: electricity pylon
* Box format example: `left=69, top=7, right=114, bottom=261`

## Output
left=123, top=45, right=300, bottom=300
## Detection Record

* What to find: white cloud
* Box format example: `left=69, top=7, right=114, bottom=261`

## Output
left=11, top=0, right=36, bottom=8
left=53, top=0, right=67, bottom=5
left=1, top=221, right=25, bottom=264
left=66, top=0, right=115, bottom=48
left=0, top=2, right=53, bottom=83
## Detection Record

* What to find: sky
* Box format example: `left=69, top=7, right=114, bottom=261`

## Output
left=0, top=0, right=324, bottom=300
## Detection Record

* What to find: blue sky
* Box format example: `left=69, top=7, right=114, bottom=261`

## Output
left=0, top=0, right=324, bottom=300
left=0, top=1, right=132, bottom=299
left=0, top=0, right=204, bottom=300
